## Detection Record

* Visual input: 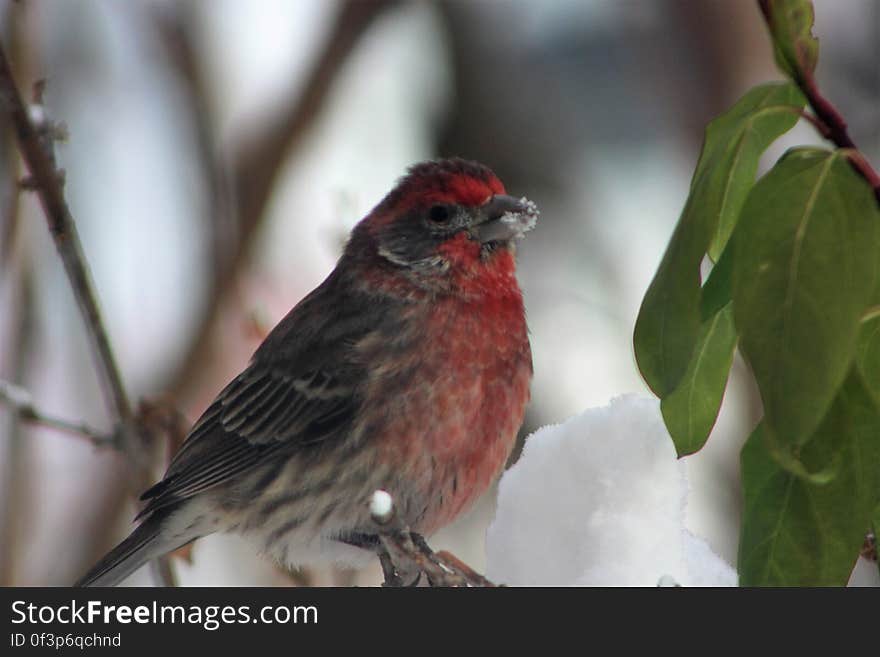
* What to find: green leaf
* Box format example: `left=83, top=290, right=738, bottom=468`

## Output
left=856, top=314, right=880, bottom=406
left=634, top=83, right=804, bottom=396
left=633, top=219, right=703, bottom=397
left=854, top=244, right=880, bottom=402
left=704, top=83, right=806, bottom=260
left=661, top=305, right=737, bottom=457
left=761, top=0, right=819, bottom=80
left=760, top=421, right=840, bottom=484
left=854, top=264, right=880, bottom=405
left=732, top=148, right=880, bottom=446
left=738, top=371, right=880, bottom=586
left=700, top=238, right=734, bottom=322
left=873, top=506, right=880, bottom=580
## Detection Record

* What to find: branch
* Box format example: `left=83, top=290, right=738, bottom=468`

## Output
left=758, top=0, right=880, bottom=204
left=0, top=42, right=135, bottom=444
left=844, top=150, right=880, bottom=205
left=0, top=257, right=32, bottom=584
left=0, top=43, right=175, bottom=586
left=369, top=490, right=496, bottom=587
left=798, top=71, right=880, bottom=203
left=0, top=379, right=114, bottom=446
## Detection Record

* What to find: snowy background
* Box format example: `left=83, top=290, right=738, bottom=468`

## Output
left=0, top=0, right=877, bottom=586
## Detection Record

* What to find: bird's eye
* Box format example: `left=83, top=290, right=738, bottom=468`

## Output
left=428, top=205, right=451, bottom=224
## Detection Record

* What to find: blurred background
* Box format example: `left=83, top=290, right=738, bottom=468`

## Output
left=0, top=0, right=877, bottom=586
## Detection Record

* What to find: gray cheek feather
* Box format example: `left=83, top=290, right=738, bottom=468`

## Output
left=377, top=244, right=450, bottom=275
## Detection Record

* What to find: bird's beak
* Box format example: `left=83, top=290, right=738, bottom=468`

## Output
left=472, top=195, right=539, bottom=244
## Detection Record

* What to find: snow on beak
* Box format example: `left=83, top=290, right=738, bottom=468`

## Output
left=473, top=195, right=540, bottom=244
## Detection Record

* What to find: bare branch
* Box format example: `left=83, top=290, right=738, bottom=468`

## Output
left=0, top=2, right=395, bottom=588
left=758, top=0, right=880, bottom=204
left=844, top=150, right=880, bottom=205
left=0, top=42, right=175, bottom=586
left=0, top=379, right=114, bottom=446
left=0, top=42, right=134, bottom=445
left=0, top=261, right=33, bottom=584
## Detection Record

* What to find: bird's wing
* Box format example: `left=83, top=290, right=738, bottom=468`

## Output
left=137, top=364, right=359, bottom=517
left=138, top=271, right=377, bottom=518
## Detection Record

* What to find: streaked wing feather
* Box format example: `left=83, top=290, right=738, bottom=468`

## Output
left=219, top=367, right=354, bottom=445
left=138, top=363, right=357, bottom=516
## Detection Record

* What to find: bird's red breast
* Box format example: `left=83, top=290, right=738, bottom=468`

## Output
left=362, top=248, right=531, bottom=534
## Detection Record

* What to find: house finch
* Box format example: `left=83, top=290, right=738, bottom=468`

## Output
left=77, top=158, right=537, bottom=586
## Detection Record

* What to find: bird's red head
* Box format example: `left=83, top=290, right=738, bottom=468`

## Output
left=351, top=158, right=538, bottom=296
left=379, top=158, right=507, bottom=210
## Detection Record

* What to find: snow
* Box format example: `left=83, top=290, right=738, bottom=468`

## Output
left=370, top=490, right=394, bottom=523
left=486, top=395, right=737, bottom=586
left=500, top=197, right=540, bottom=239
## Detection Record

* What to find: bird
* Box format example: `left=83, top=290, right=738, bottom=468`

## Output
left=76, top=157, right=537, bottom=586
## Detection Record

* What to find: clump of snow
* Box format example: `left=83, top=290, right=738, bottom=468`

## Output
left=370, top=489, right=394, bottom=523
left=486, top=395, right=737, bottom=586
left=500, top=196, right=540, bottom=238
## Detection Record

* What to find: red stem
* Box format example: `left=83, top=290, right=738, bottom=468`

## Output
left=758, top=0, right=880, bottom=205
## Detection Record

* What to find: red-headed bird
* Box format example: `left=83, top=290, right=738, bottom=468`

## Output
left=77, top=158, right=537, bottom=586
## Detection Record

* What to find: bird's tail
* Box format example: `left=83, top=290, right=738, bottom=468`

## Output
left=75, top=509, right=186, bottom=587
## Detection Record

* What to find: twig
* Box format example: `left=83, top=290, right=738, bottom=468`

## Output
left=0, top=0, right=28, bottom=585
left=0, top=379, right=114, bottom=446
left=0, top=42, right=134, bottom=446
left=0, top=43, right=175, bottom=586
left=758, top=0, right=880, bottom=204
left=0, top=1, right=22, bottom=270
left=789, top=107, right=831, bottom=139
left=844, top=150, right=880, bottom=205
left=369, top=490, right=496, bottom=587
left=0, top=265, right=32, bottom=585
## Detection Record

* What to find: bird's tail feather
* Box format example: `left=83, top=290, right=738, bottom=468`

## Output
left=75, top=511, right=185, bottom=587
